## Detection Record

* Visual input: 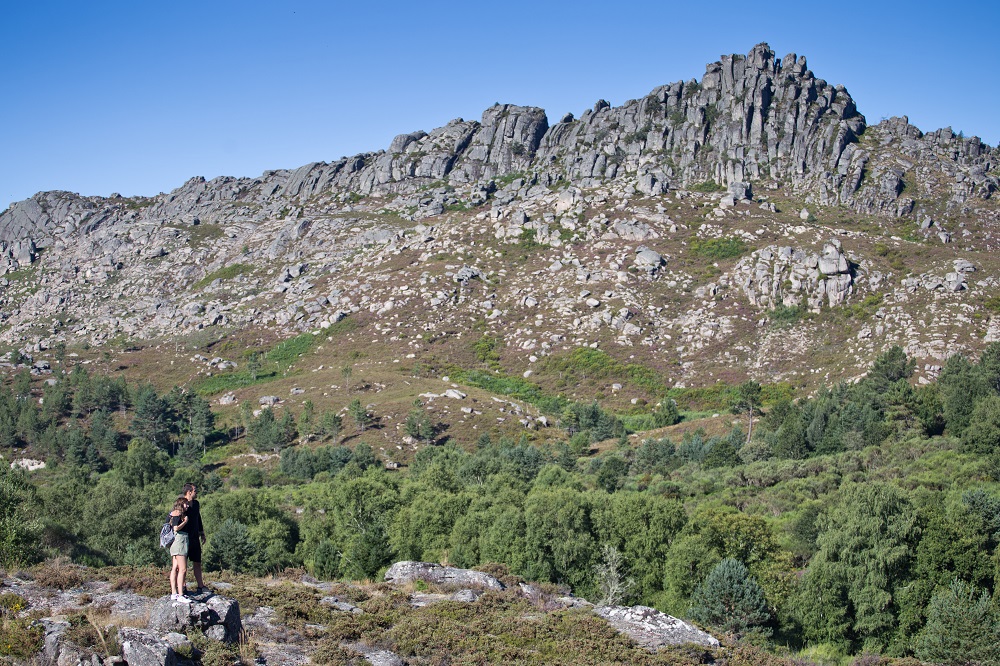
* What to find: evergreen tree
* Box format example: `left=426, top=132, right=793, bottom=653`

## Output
left=962, top=395, right=1000, bottom=455
left=731, top=380, right=762, bottom=443
left=130, top=384, right=170, bottom=450
left=299, top=400, right=315, bottom=437
left=313, top=539, right=339, bottom=580
left=651, top=399, right=681, bottom=428
left=348, top=399, right=372, bottom=433
left=205, top=519, right=256, bottom=573
left=938, top=354, right=989, bottom=435
left=404, top=404, right=436, bottom=442
left=914, top=580, right=1000, bottom=665
left=689, top=558, right=771, bottom=638
left=797, top=483, right=918, bottom=652
left=0, top=467, right=42, bottom=567
left=867, top=345, right=915, bottom=392
left=320, top=411, right=342, bottom=441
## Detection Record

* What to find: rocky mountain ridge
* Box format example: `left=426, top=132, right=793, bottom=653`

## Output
left=0, top=43, right=998, bottom=394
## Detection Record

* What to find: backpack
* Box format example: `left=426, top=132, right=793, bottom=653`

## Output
left=159, top=516, right=175, bottom=548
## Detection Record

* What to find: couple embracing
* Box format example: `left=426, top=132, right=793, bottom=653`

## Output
left=168, top=483, right=208, bottom=603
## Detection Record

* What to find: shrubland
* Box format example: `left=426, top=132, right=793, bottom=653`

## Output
left=2, top=344, right=1000, bottom=664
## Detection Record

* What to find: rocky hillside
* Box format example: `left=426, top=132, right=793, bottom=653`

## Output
left=0, top=42, right=998, bottom=400
left=4, top=560, right=725, bottom=666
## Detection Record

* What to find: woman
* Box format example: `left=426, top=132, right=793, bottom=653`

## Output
left=168, top=496, right=192, bottom=603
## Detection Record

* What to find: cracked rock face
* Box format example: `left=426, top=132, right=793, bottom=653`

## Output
left=734, top=239, right=854, bottom=309
left=147, top=594, right=242, bottom=643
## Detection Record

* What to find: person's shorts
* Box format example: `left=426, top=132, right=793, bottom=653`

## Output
left=188, top=534, right=202, bottom=563
left=170, top=532, right=189, bottom=557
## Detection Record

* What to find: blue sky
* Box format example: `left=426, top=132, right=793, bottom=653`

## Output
left=2, top=0, right=998, bottom=212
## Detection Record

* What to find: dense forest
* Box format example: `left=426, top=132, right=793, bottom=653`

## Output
left=3, top=345, right=1000, bottom=663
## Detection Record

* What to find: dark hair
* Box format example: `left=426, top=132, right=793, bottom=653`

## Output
left=183, top=483, right=197, bottom=495
left=172, top=497, right=189, bottom=513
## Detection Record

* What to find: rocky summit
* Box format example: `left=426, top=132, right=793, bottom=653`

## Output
left=0, top=41, right=998, bottom=401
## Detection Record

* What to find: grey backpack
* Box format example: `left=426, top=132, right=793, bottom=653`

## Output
left=159, top=516, right=175, bottom=548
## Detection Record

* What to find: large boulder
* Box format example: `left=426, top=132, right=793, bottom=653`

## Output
left=118, top=627, right=177, bottom=666
left=147, top=594, right=241, bottom=643
left=594, top=605, right=719, bottom=650
left=384, top=561, right=504, bottom=590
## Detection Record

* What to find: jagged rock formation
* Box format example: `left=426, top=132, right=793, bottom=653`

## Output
left=0, top=42, right=996, bottom=390
left=734, top=238, right=854, bottom=309
left=3, top=44, right=995, bottom=252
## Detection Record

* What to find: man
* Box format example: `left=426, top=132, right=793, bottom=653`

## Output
left=182, top=483, right=208, bottom=595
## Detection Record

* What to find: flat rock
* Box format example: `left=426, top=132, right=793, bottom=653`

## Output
left=594, top=605, right=719, bottom=650
left=384, top=561, right=504, bottom=590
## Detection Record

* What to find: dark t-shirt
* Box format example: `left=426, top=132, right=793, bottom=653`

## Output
left=186, top=499, right=203, bottom=537
left=169, top=513, right=188, bottom=533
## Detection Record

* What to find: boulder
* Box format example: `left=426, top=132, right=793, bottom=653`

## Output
left=593, top=605, right=719, bottom=650
left=634, top=248, right=663, bottom=271
left=384, top=561, right=504, bottom=590
left=147, top=594, right=241, bottom=643
left=118, top=627, right=177, bottom=666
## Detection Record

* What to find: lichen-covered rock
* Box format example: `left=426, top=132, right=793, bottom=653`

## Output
left=594, top=605, right=719, bottom=650
left=118, top=627, right=177, bottom=666
left=147, top=594, right=241, bottom=643
left=384, top=561, right=504, bottom=590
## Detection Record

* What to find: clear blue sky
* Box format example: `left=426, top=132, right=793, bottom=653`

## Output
left=2, top=0, right=998, bottom=212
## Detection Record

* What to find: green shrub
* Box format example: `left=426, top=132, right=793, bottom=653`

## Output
left=690, top=180, right=724, bottom=193
left=192, top=263, right=254, bottom=289
left=689, top=237, right=747, bottom=260
left=452, top=369, right=568, bottom=415
left=0, top=593, right=42, bottom=659
left=769, top=304, right=807, bottom=327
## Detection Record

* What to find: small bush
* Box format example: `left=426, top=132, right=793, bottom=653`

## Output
left=100, top=565, right=171, bottom=597
left=312, top=642, right=367, bottom=665
left=769, top=304, right=807, bottom=327
left=192, top=263, right=254, bottom=290
left=63, top=612, right=121, bottom=657
left=689, top=238, right=747, bottom=260
left=33, top=557, right=89, bottom=590
left=0, top=593, right=43, bottom=659
left=690, top=180, right=724, bottom=193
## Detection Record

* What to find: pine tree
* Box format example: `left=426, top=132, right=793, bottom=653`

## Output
left=205, top=519, right=256, bottom=573
left=688, top=558, right=771, bottom=638
left=731, top=380, right=762, bottom=443
left=348, top=399, right=372, bottom=433
left=914, top=579, right=1000, bottom=665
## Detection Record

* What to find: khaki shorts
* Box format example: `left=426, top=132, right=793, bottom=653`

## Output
left=170, top=532, right=189, bottom=557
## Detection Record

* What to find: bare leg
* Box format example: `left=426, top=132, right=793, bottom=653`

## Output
left=193, top=561, right=204, bottom=589
left=177, top=558, right=188, bottom=595
left=171, top=556, right=183, bottom=596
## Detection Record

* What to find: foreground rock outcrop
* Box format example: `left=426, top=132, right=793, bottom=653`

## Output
left=385, top=561, right=719, bottom=652
left=147, top=593, right=242, bottom=643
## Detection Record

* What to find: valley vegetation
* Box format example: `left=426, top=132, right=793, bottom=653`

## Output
left=3, top=343, right=1000, bottom=664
